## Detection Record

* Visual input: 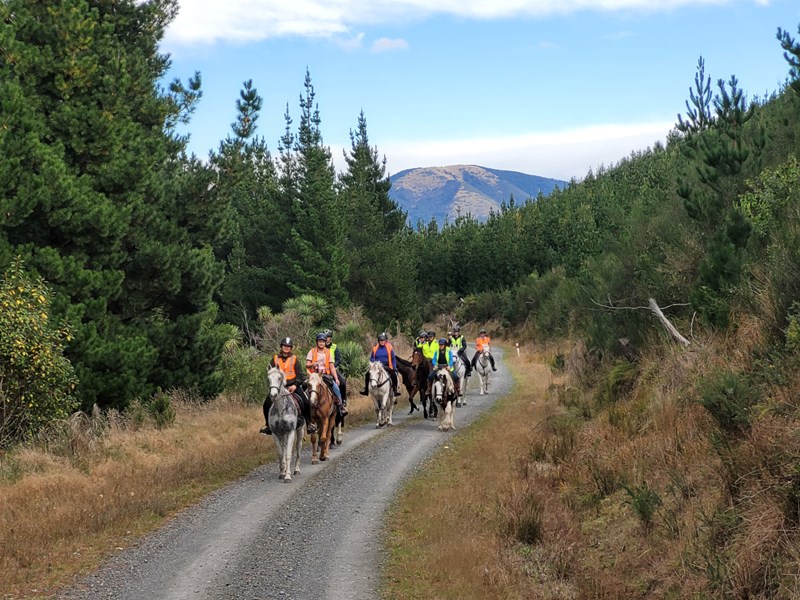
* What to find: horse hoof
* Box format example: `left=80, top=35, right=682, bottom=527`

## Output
left=455, top=402, right=461, bottom=408
left=284, top=477, right=292, bottom=483
left=336, top=439, right=343, bottom=446
left=293, top=469, right=301, bottom=475
left=312, top=459, right=319, bottom=465
left=279, top=473, right=286, bottom=480
left=320, top=456, right=328, bottom=461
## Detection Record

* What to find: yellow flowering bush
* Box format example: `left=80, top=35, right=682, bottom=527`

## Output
left=0, top=258, right=78, bottom=447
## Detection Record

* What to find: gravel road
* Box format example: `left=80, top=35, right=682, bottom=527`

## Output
left=60, top=348, right=510, bottom=600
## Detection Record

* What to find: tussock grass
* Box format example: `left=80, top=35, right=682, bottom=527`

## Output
left=0, top=386, right=375, bottom=598
left=385, top=334, right=800, bottom=598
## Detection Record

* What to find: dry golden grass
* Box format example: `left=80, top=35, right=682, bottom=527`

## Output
left=384, top=334, right=800, bottom=599
left=0, top=387, right=376, bottom=599
left=383, top=343, right=584, bottom=600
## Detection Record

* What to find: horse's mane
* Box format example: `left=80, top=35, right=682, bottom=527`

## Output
left=395, top=355, right=412, bottom=368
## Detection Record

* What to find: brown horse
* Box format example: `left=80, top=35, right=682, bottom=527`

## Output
left=306, top=372, right=336, bottom=463
left=409, top=347, right=436, bottom=419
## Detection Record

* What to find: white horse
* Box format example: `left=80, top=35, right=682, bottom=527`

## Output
left=452, top=352, right=468, bottom=407
left=266, top=367, right=304, bottom=482
left=368, top=361, right=394, bottom=428
left=431, top=366, right=456, bottom=431
left=474, top=347, right=492, bottom=395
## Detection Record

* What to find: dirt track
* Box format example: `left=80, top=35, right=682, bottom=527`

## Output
left=59, top=349, right=511, bottom=600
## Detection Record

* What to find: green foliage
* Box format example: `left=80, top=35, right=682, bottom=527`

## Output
left=597, top=361, right=639, bottom=406
left=217, top=328, right=270, bottom=402
left=698, top=370, right=760, bottom=434
left=147, top=389, right=176, bottom=429
left=0, top=259, right=78, bottom=446
left=335, top=340, right=369, bottom=380
left=785, top=302, right=800, bottom=352
left=623, top=481, right=663, bottom=530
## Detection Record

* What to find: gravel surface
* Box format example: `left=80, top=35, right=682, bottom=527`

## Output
left=59, top=348, right=511, bottom=600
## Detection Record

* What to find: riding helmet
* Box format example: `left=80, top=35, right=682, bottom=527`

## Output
left=377, top=332, right=388, bottom=341
left=324, top=329, right=333, bottom=338
left=280, top=337, right=293, bottom=347
left=316, top=332, right=327, bottom=341
left=427, top=330, right=435, bottom=336
left=453, top=325, right=460, bottom=332
left=418, top=330, right=427, bottom=338
left=438, top=338, right=448, bottom=345
left=480, top=328, right=487, bottom=334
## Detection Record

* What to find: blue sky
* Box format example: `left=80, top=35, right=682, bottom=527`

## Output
left=162, top=0, right=800, bottom=181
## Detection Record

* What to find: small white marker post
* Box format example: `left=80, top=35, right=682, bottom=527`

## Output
left=515, top=342, right=520, bottom=357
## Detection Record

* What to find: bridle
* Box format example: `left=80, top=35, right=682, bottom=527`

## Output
left=369, top=363, right=390, bottom=389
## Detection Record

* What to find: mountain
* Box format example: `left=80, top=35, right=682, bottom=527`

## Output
left=388, top=165, right=566, bottom=224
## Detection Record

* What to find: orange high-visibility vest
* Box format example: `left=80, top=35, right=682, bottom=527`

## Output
left=371, top=342, right=394, bottom=370
left=274, top=354, right=297, bottom=380
left=309, top=346, right=332, bottom=374
left=476, top=335, right=491, bottom=351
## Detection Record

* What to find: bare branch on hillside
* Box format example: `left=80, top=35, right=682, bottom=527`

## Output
left=589, top=297, right=691, bottom=347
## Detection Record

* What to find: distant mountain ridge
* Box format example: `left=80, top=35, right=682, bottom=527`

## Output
left=389, top=165, right=566, bottom=224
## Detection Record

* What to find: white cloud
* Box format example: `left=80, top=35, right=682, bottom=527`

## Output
left=370, top=121, right=675, bottom=181
left=335, top=32, right=365, bottom=51
left=164, top=0, right=745, bottom=46
left=371, top=37, right=410, bottom=52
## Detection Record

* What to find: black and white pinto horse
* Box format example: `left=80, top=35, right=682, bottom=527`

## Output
left=475, top=347, right=492, bottom=395
left=452, top=350, right=468, bottom=407
left=431, top=366, right=456, bottom=431
left=266, top=367, right=304, bottom=482
left=368, top=361, right=394, bottom=427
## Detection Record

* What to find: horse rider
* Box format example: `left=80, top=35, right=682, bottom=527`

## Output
left=448, top=325, right=472, bottom=377
left=306, top=332, right=348, bottom=417
left=324, top=329, right=347, bottom=404
left=471, top=328, right=497, bottom=371
left=428, top=337, right=461, bottom=396
left=359, top=332, right=402, bottom=397
left=260, top=337, right=317, bottom=436
left=422, top=330, right=438, bottom=365
left=415, top=330, right=427, bottom=350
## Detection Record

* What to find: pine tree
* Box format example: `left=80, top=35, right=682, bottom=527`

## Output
left=283, top=71, right=348, bottom=305
left=339, top=111, right=414, bottom=323
left=0, top=0, right=227, bottom=408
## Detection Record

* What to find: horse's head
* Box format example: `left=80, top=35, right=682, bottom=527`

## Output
left=369, top=361, right=386, bottom=384
left=410, top=348, right=423, bottom=368
left=307, top=372, right=323, bottom=407
left=267, top=367, right=287, bottom=400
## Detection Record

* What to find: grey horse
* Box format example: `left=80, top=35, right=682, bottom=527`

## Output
left=267, top=367, right=304, bottom=482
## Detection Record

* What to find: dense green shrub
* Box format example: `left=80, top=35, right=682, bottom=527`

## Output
left=0, top=259, right=78, bottom=446
left=698, top=370, right=760, bottom=434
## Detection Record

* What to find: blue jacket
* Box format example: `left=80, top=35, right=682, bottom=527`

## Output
left=370, top=343, right=396, bottom=368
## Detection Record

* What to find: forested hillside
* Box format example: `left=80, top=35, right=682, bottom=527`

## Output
left=5, top=3, right=800, bottom=592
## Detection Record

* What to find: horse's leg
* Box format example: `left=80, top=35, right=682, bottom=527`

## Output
left=311, top=426, right=319, bottom=465
left=388, top=395, right=394, bottom=426
left=292, top=425, right=303, bottom=476
left=320, top=415, right=331, bottom=461
left=283, top=430, right=295, bottom=482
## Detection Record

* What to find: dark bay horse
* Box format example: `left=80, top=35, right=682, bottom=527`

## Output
left=410, top=348, right=436, bottom=419
left=396, top=355, right=420, bottom=414
left=307, top=372, right=336, bottom=463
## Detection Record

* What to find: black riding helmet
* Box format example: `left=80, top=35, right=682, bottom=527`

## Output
left=438, top=338, right=448, bottom=345
left=427, top=330, right=435, bottom=337
left=378, top=332, right=387, bottom=341
left=315, top=332, right=327, bottom=341
left=280, top=337, right=293, bottom=347
left=324, top=329, right=333, bottom=338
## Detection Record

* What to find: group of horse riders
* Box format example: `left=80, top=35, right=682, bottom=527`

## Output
left=359, top=325, right=498, bottom=399
left=260, top=330, right=347, bottom=437
left=260, top=326, right=498, bottom=435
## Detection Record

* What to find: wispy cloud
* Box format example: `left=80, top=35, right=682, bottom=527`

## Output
left=335, top=32, right=365, bottom=51
left=371, top=37, right=410, bottom=52
left=164, top=0, right=751, bottom=46
left=371, top=121, right=675, bottom=181
left=538, top=40, right=558, bottom=49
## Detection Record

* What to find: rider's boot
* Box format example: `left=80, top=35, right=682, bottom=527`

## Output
left=491, top=356, right=497, bottom=371
left=260, top=397, right=272, bottom=435
left=335, top=396, right=349, bottom=417
left=301, top=400, right=317, bottom=434
left=359, top=373, right=369, bottom=395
